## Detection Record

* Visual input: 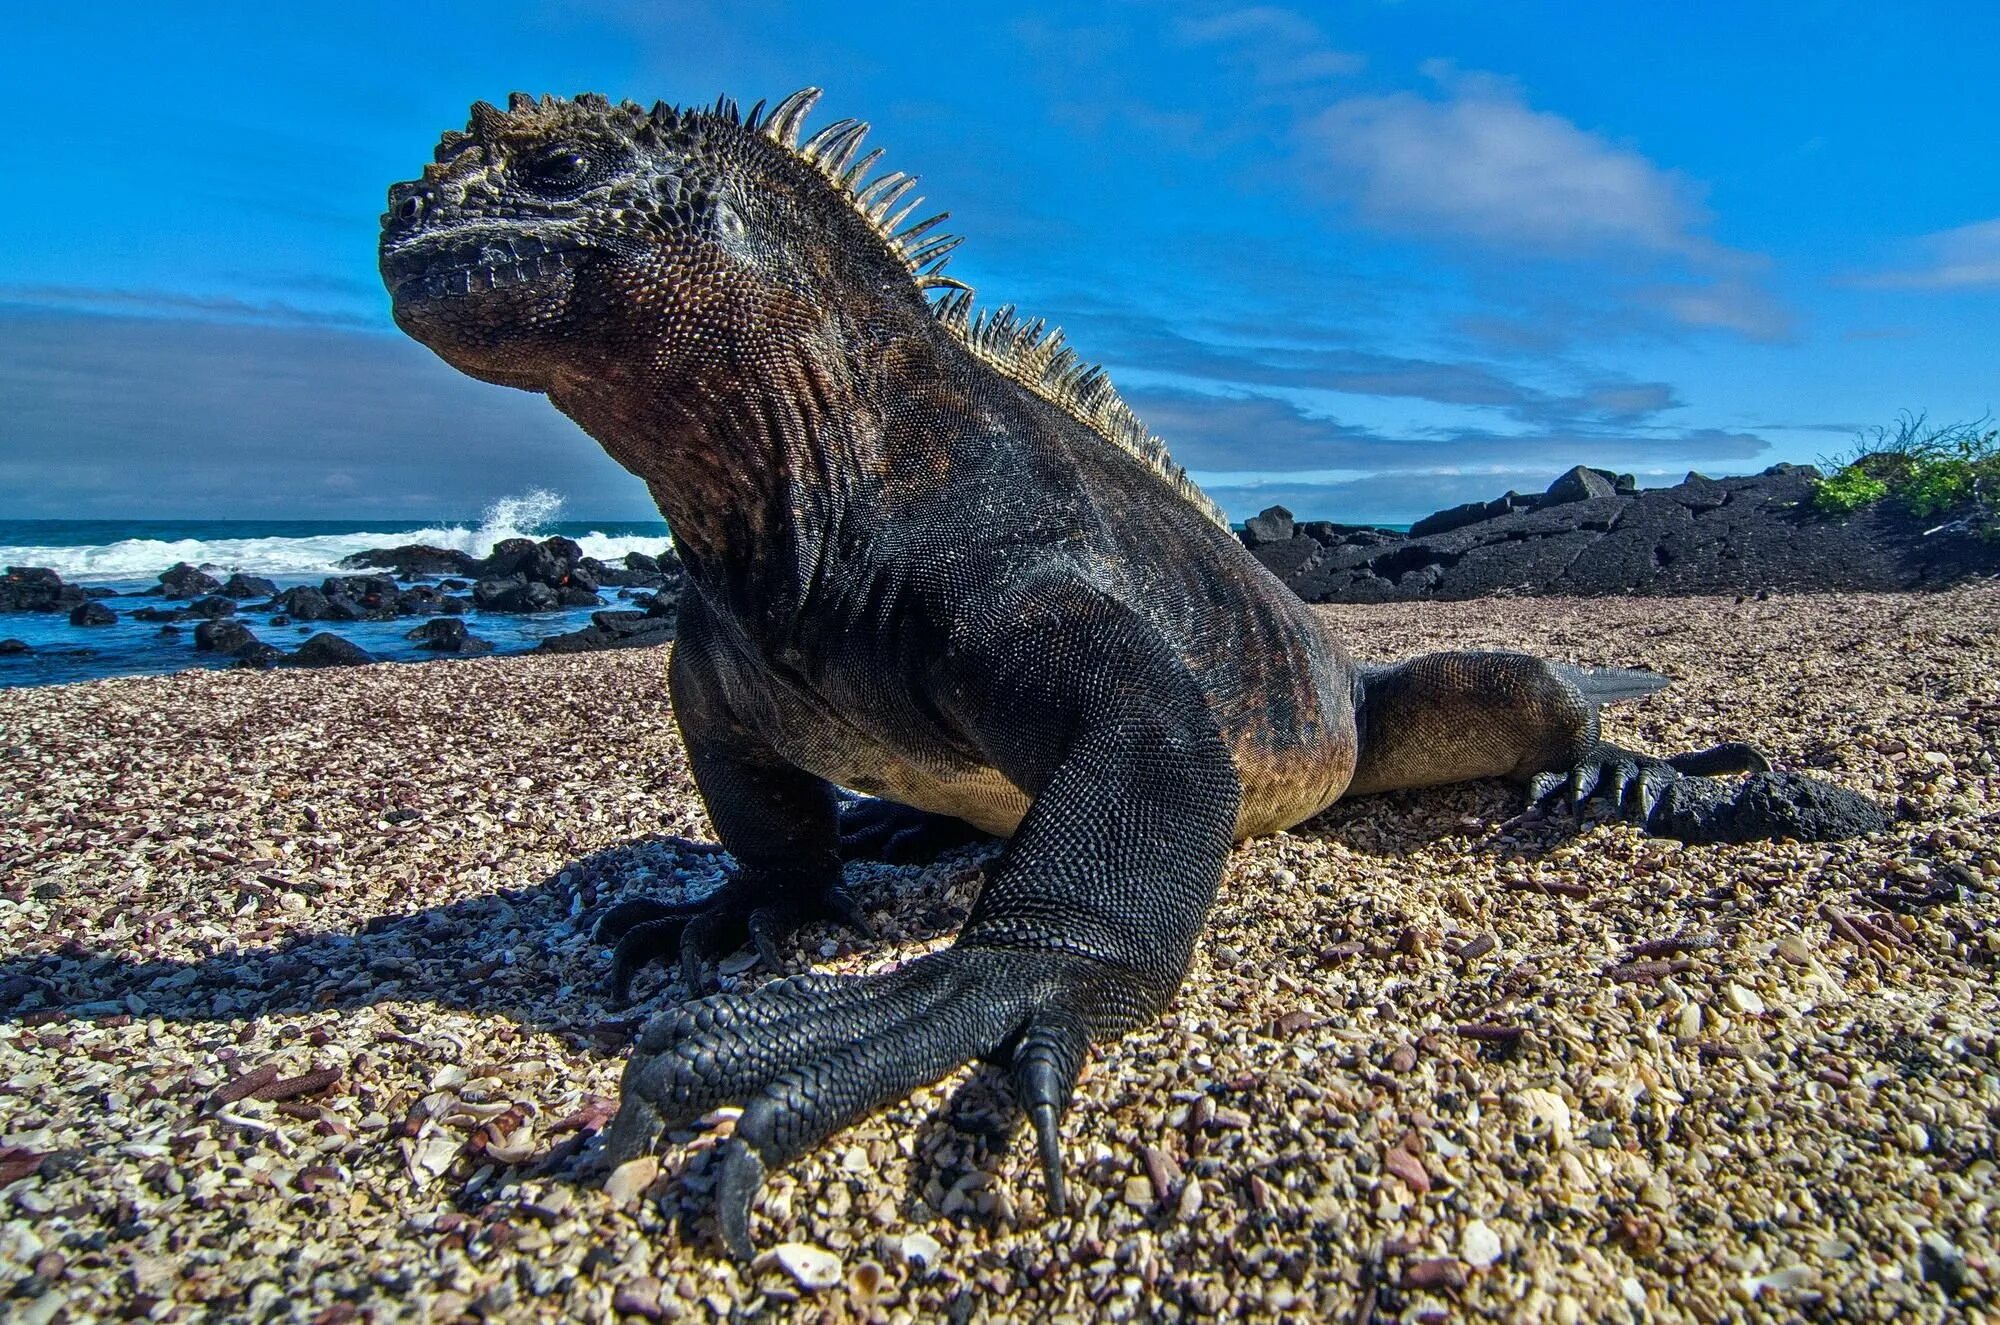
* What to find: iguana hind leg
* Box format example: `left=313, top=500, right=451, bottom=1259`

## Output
left=1351, top=651, right=1883, bottom=842
left=597, top=625, right=871, bottom=1004
left=835, top=794, right=995, bottom=864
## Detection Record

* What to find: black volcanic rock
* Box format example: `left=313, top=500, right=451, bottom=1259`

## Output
left=473, top=576, right=561, bottom=613
left=185, top=595, right=238, bottom=620
left=68, top=601, right=116, bottom=627
left=481, top=536, right=578, bottom=585
left=1243, top=467, right=2000, bottom=604
left=0, top=639, right=29, bottom=654
left=270, top=585, right=336, bottom=621
left=1665, top=472, right=1728, bottom=510
left=157, top=562, right=222, bottom=598
left=394, top=584, right=467, bottom=616
left=195, top=618, right=259, bottom=654
left=1544, top=465, right=1619, bottom=505
left=2, top=567, right=87, bottom=613
left=1242, top=507, right=1295, bottom=547
left=405, top=618, right=494, bottom=653
left=480, top=537, right=539, bottom=577
left=339, top=544, right=482, bottom=577
left=320, top=575, right=402, bottom=618
left=536, top=597, right=680, bottom=653
left=284, top=633, right=375, bottom=668
left=1407, top=500, right=1493, bottom=539
left=219, top=573, right=279, bottom=599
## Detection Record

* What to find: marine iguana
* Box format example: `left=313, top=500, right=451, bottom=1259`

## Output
left=379, top=89, right=1885, bottom=1255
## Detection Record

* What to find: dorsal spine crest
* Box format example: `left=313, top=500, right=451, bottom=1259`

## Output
left=739, top=89, right=1230, bottom=531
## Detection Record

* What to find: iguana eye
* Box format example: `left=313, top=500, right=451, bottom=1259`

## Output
left=714, top=200, right=747, bottom=242
left=520, top=147, right=594, bottom=192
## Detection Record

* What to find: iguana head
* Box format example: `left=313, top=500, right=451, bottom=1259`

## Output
left=379, top=90, right=955, bottom=393
left=382, top=90, right=1231, bottom=531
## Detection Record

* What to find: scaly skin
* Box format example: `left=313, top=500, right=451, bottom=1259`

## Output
left=379, top=89, right=1886, bottom=1256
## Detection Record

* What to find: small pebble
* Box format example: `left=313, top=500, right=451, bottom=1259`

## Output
left=1461, top=1220, right=1503, bottom=1269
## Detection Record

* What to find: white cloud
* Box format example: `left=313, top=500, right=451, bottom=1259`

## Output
left=1303, top=68, right=1710, bottom=257
left=1863, top=218, right=2000, bottom=290
left=1176, top=7, right=1364, bottom=86
left=1641, top=275, right=1794, bottom=341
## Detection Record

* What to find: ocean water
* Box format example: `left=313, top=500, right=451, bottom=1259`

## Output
left=0, top=491, right=677, bottom=688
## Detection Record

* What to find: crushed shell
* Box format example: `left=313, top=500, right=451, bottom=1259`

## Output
left=0, top=587, right=1995, bottom=1320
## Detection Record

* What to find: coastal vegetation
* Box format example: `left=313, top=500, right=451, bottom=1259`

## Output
left=1814, top=414, right=2000, bottom=539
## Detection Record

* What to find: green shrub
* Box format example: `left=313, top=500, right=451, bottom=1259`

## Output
left=1812, top=467, right=1888, bottom=514
left=1812, top=414, right=1999, bottom=538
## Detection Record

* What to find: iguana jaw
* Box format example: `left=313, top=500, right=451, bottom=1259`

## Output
left=381, top=221, right=602, bottom=391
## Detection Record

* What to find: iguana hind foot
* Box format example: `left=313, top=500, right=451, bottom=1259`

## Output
left=836, top=794, right=994, bottom=865
left=1529, top=741, right=1884, bottom=842
left=601, top=946, right=1108, bottom=1257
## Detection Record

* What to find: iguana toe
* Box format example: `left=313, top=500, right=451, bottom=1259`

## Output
left=1666, top=741, right=1771, bottom=776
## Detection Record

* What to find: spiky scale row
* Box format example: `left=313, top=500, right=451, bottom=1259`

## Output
left=724, top=87, right=1231, bottom=530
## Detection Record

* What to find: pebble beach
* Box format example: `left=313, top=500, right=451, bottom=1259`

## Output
left=1, top=587, right=1995, bottom=1322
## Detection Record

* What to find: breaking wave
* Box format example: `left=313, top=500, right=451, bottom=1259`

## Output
left=0, top=490, right=674, bottom=583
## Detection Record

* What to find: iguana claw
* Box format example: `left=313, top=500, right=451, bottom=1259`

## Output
left=836, top=795, right=993, bottom=865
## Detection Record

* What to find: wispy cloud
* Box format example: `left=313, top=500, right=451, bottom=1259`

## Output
left=1294, top=64, right=1790, bottom=341
left=1175, top=7, right=1363, bottom=87
left=1859, top=217, right=2000, bottom=290
left=1637, top=274, right=1793, bottom=340
left=0, top=284, right=379, bottom=329
left=1126, top=385, right=1767, bottom=484
left=1303, top=65, right=1710, bottom=257
left=1073, top=305, right=1685, bottom=430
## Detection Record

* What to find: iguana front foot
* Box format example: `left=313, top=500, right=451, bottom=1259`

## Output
left=836, top=795, right=993, bottom=864
left=1529, top=741, right=1885, bottom=842
left=595, top=876, right=873, bottom=1004
left=600, top=945, right=1111, bottom=1257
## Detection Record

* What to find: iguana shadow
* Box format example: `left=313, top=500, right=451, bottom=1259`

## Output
left=1294, top=779, right=1555, bottom=858
left=0, top=835, right=969, bottom=1035
left=2, top=780, right=1592, bottom=1033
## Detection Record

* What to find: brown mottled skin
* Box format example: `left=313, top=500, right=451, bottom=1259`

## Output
left=380, top=90, right=1884, bottom=1256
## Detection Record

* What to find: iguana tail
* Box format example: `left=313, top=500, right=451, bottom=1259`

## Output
left=1551, top=663, right=1672, bottom=706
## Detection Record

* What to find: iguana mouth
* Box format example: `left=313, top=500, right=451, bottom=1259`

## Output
left=381, top=228, right=589, bottom=301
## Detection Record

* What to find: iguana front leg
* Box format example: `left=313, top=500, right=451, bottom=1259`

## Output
left=1351, top=651, right=1884, bottom=841
left=603, top=579, right=1240, bottom=1255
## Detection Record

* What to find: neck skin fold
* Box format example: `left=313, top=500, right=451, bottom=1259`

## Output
left=546, top=310, right=945, bottom=628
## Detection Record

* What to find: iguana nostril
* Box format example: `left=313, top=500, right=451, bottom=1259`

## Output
left=397, top=194, right=425, bottom=223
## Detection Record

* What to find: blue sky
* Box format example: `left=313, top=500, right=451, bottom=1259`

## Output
left=4, top=1, right=1996, bottom=523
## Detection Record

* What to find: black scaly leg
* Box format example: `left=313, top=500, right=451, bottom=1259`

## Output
left=604, top=579, right=1240, bottom=1256
left=595, top=620, right=870, bottom=1004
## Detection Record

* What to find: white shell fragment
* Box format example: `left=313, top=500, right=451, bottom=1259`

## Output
left=1461, top=1220, right=1504, bottom=1269
left=771, top=1242, right=843, bottom=1291
left=603, top=1156, right=659, bottom=1206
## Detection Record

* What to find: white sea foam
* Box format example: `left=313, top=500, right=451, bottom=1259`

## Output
left=0, top=489, right=674, bottom=583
